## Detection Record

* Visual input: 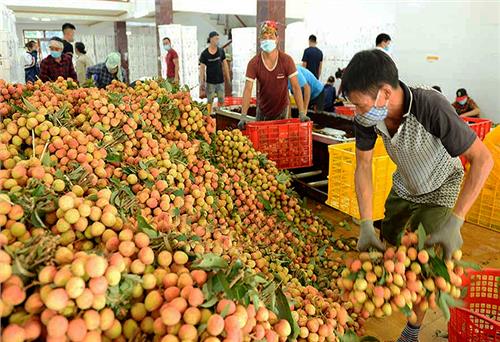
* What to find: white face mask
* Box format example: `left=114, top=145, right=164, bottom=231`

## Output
left=355, top=91, right=389, bottom=127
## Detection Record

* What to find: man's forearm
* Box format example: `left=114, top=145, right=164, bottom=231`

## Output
left=318, top=62, right=323, bottom=79
left=291, top=84, right=305, bottom=113
left=355, top=165, right=374, bottom=220
left=241, top=88, right=252, bottom=117
left=453, top=144, right=493, bottom=218
left=303, top=87, right=311, bottom=110
left=460, top=108, right=481, bottom=117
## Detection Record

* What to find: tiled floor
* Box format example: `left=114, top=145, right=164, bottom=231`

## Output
left=307, top=200, right=500, bottom=342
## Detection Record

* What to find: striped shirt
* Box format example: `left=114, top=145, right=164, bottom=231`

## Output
left=355, top=82, right=476, bottom=208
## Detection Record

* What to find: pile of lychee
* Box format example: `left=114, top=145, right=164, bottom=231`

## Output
left=338, top=230, right=465, bottom=325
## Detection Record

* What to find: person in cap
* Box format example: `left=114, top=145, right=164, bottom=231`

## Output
left=62, top=23, right=76, bottom=56
left=86, top=52, right=127, bottom=89
left=238, top=21, right=307, bottom=129
left=162, top=37, right=179, bottom=84
left=39, top=37, right=77, bottom=82
left=199, top=31, right=230, bottom=110
left=452, top=88, right=480, bottom=117
left=302, top=34, right=323, bottom=79
left=74, top=42, right=93, bottom=83
left=288, top=65, right=325, bottom=111
left=342, top=49, right=493, bottom=341
left=23, top=40, right=39, bottom=83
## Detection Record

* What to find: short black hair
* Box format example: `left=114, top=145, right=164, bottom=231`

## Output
left=327, top=76, right=335, bottom=83
left=62, top=23, right=76, bottom=32
left=162, top=37, right=171, bottom=43
left=75, top=42, right=86, bottom=54
left=376, top=33, right=391, bottom=46
left=341, top=49, right=399, bottom=98
left=50, top=36, right=64, bottom=43
left=309, top=34, right=317, bottom=42
left=25, top=40, right=37, bottom=50
left=432, top=85, right=442, bottom=93
left=335, top=68, right=343, bottom=79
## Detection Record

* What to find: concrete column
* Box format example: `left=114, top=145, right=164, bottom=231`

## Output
left=155, top=0, right=173, bottom=76
left=256, top=0, right=286, bottom=50
left=114, top=21, right=129, bottom=80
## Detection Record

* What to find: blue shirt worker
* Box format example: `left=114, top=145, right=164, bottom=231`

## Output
left=288, top=65, right=325, bottom=111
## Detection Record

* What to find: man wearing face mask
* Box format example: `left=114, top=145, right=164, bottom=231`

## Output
left=39, top=37, right=77, bottom=82
left=452, top=88, right=481, bottom=118
left=342, top=49, right=493, bottom=342
left=375, top=33, right=392, bottom=54
left=238, top=21, right=307, bottom=129
left=162, top=37, right=179, bottom=84
left=86, top=52, right=128, bottom=89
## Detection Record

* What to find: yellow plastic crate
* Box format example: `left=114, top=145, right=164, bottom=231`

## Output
left=326, top=138, right=396, bottom=220
left=466, top=126, right=500, bottom=232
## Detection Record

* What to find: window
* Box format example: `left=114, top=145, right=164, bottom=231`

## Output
left=23, top=30, right=63, bottom=45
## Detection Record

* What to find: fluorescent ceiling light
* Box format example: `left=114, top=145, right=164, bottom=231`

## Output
left=31, top=17, right=40, bottom=21
left=41, top=18, right=51, bottom=22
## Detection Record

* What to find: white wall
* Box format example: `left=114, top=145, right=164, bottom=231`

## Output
left=290, top=0, right=499, bottom=123
left=394, top=1, right=500, bottom=123
left=172, top=12, right=229, bottom=55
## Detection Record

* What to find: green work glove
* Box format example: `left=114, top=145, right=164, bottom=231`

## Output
left=425, top=213, right=464, bottom=260
left=299, top=112, right=310, bottom=122
left=357, top=220, right=385, bottom=252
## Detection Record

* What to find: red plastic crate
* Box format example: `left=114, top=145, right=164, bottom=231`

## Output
left=448, top=268, right=500, bottom=342
left=460, top=117, right=493, bottom=168
left=335, top=106, right=356, bottom=116
left=243, top=118, right=313, bottom=169
left=224, top=97, right=256, bottom=106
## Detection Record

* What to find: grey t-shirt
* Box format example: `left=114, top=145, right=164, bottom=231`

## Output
left=354, top=82, right=476, bottom=208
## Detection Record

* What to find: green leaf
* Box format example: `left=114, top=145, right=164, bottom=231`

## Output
left=191, top=253, right=228, bottom=271
left=41, top=152, right=52, bottom=167
left=200, top=296, right=218, bottom=308
left=275, top=287, right=299, bottom=341
left=438, top=292, right=451, bottom=322
left=216, top=273, right=235, bottom=302
left=400, top=304, right=412, bottom=317
left=342, top=220, right=352, bottom=231
left=22, top=97, right=38, bottom=112
left=106, top=153, right=122, bottom=163
left=318, top=245, right=328, bottom=257
left=339, top=330, right=359, bottom=342
left=136, top=215, right=159, bottom=238
left=257, top=195, right=271, bottom=211
left=455, top=260, right=481, bottom=271
left=416, top=224, right=426, bottom=251
left=32, top=184, right=46, bottom=197
left=429, top=257, right=451, bottom=283
left=173, top=189, right=184, bottom=197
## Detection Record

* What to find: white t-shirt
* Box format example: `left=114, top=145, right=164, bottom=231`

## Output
left=23, top=52, right=35, bottom=69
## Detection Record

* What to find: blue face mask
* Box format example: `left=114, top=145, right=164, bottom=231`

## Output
left=260, top=39, right=276, bottom=53
left=164, top=44, right=171, bottom=51
left=355, top=91, right=389, bottom=127
left=458, top=98, right=467, bottom=105
left=50, top=51, right=62, bottom=59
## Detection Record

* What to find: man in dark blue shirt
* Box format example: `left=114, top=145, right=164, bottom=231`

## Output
left=301, top=34, right=323, bottom=79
